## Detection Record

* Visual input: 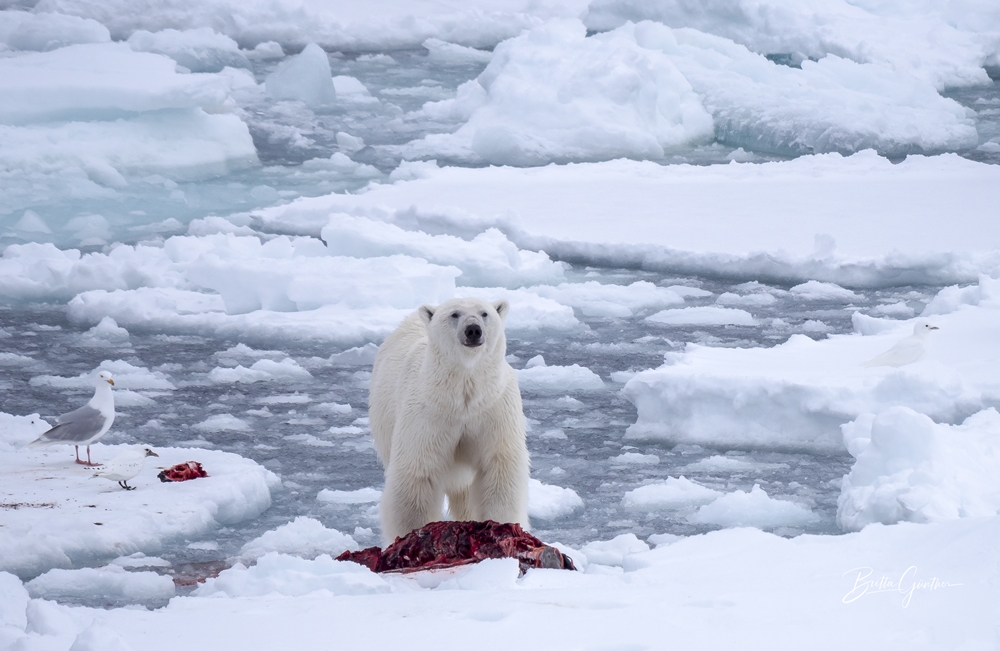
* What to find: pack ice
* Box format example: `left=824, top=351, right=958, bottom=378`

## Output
left=402, top=19, right=980, bottom=164
left=0, top=34, right=257, bottom=225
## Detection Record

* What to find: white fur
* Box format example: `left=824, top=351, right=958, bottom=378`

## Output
left=369, top=297, right=530, bottom=543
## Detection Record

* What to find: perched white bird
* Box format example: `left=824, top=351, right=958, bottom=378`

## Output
left=863, top=320, right=940, bottom=368
left=27, top=370, right=116, bottom=466
left=93, top=446, right=159, bottom=490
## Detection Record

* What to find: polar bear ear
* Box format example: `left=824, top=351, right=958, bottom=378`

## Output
left=418, top=305, right=435, bottom=324
left=493, top=300, right=509, bottom=321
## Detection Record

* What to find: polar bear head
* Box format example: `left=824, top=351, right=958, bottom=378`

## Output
left=419, top=297, right=509, bottom=367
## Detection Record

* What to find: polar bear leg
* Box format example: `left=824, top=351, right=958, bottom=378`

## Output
left=381, top=468, right=444, bottom=542
left=446, top=487, right=476, bottom=521
left=472, top=457, right=529, bottom=529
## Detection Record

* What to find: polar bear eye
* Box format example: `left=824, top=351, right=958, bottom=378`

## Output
left=481, top=312, right=488, bottom=318
left=450, top=312, right=460, bottom=319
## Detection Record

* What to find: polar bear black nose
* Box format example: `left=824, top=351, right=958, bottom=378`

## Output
left=465, top=324, right=482, bottom=343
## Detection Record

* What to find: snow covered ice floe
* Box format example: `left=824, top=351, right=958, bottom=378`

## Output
left=30, top=0, right=590, bottom=51
left=623, top=275, right=1000, bottom=452
left=0, top=41, right=257, bottom=221
left=622, top=476, right=722, bottom=511
left=258, top=151, right=1000, bottom=288
left=401, top=19, right=980, bottom=164
left=0, top=412, right=279, bottom=579
left=687, top=484, right=819, bottom=529
left=527, top=478, right=584, bottom=520
left=235, top=516, right=358, bottom=563
left=0, top=228, right=583, bottom=344
left=4, top=517, right=999, bottom=649
left=838, top=407, right=1000, bottom=530
left=25, top=565, right=175, bottom=603
left=584, top=0, right=1000, bottom=90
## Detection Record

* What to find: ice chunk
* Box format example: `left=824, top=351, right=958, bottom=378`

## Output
left=0, top=353, right=36, bottom=368
left=320, top=215, right=566, bottom=289
left=716, top=291, right=777, bottom=307
left=518, top=364, right=604, bottom=392
left=0, top=43, right=233, bottom=122
left=524, top=355, right=545, bottom=368
left=434, top=557, right=521, bottom=591
left=578, top=533, right=649, bottom=567
left=0, top=440, right=277, bottom=578
left=646, top=306, right=756, bottom=326
left=196, top=552, right=388, bottom=598
left=680, top=455, right=787, bottom=473
left=526, top=281, right=684, bottom=317
left=0, top=10, right=109, bottom=51
left=29, top=0, right=583, bottom=53
left=622, top=476, right=722, bottom=511
left=109, top=553, right=171, bottom=569
left=127, top=27, right=251, bottom=73
left=1, top=109, right=257, bottom=197
left=30, top=360, right=175, bottom=390
left=422, top=38, right=493, bottom=64
left=265, top=43, right=336, bottom=107
left=331, top=75, right=370, bottom=96
left=527, top=478, right=583, bottom=520
left=12, top=210, right=52, bottom=234
left=78, top=317, right=130, bottom=347
left=611, top=452, right=660, bottom=465
left=405, top=19, right=714, bottom=165
left=789, top=281, right=860, bottom=301
left=193, top=414, right=249, bottom=432
left=237, top=516, right=358, bottom=562
left=584, top=0, right=996, bottom=90
left=638, top=23, right=977, bottom=156
left=688, top=484, right=819, bottom=529
left=838, top=407, right=1000, bottom=530
left=317, top=488, right=382, bottom=504
left=453, top=287, right=580, bottom=332
left=625, top=289, right=1000, bottom=452
left=336, top=132, right=365, bottom=154
left=325, top=343, right=378, bottom=366
left=25, top=565, right=175, bottom=602
left=246, top=41, right=284, bottom=61
left=256, top=393, right=311, bottom=405
left=208, top=358, right=311, bottom=384
left=0, top=571, right=28, bottom=632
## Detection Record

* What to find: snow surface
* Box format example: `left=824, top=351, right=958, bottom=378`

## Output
left=0, top=412, right=279, bottom=579
left=3, top=517, right=998, bottom=649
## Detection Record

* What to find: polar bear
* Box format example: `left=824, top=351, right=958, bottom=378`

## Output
left=369, top=297, right=529, bottom=543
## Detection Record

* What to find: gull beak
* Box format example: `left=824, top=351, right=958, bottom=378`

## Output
left=147, top=450, right=159, bottom=457
left=929, top=326, right=940, bottom=330
left=107, top=379, right=115, bottom=386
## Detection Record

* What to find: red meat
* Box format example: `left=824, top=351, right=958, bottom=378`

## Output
left=337, top=520, right=576, bottom=575
left=157, top=461, right=209, bottom=482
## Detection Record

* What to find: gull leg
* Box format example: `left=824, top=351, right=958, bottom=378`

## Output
left=119, top=480, right=135, bottom=491
left=78, top=446, right=100, bottom=467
